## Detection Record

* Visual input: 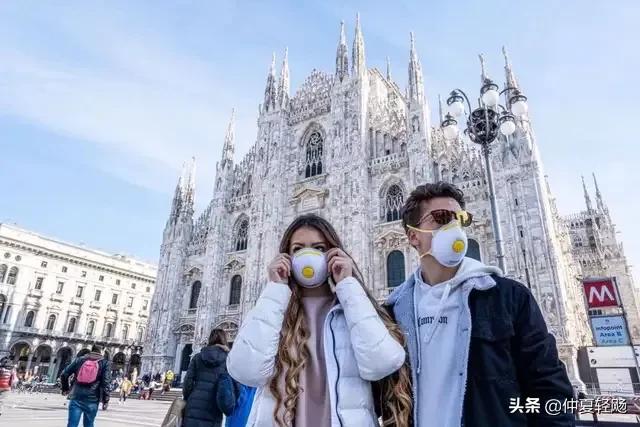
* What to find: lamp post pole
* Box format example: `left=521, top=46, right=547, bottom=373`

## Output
left=481, top=143, right=507, bottom=273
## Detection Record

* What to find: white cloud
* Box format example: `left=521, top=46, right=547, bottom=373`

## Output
left=0, top=5, right=259, bottom=197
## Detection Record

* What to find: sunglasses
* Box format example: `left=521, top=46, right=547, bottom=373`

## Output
left=420, top=209, right=473, bottom=227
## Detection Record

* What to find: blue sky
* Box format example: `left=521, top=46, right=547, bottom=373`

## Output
left=0, top=1, right=638, bottom=279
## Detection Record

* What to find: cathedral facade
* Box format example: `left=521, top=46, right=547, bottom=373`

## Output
left=142, top=18, right=639, bottom=386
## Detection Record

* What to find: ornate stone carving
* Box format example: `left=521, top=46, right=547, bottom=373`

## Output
left=288, top=70, right=333, bottom=125
left=290, top=186, right=329, bottom=212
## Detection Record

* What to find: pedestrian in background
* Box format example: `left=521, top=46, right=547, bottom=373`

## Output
left=119, top=376, right=133, bottom=404
left=60, top=343, right=111, bottom=427
left=183, top=328, right=237, bottom=427
left=0, top=357, right=13, bottom=417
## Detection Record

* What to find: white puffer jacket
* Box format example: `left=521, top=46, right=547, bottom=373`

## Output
left=227, top=277, right=406, bottom=427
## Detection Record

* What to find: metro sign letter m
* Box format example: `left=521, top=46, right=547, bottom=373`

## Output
left=583, top=278, right=620, bottom=308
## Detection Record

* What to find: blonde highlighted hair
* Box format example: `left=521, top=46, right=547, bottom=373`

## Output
left=269, top=213, right=412, bottom=427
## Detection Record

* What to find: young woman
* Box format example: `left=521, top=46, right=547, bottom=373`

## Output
left=227, top=214, right=411, bottom=427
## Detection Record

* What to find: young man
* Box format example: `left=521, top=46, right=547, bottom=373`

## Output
left=60, top=344, right=111, bottom=427
left=386, top=182, right=575, bottom=427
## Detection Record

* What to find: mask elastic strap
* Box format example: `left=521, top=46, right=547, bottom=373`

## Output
left=408, top=225, right=435, bottom=259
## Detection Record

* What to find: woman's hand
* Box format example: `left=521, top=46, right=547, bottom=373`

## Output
left=326, top=248, right=353, bottom=284
left=267, top=253, right=291, bottom=284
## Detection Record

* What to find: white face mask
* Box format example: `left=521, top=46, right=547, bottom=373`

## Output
left=407, top=221, right=468, bottom=267
left=291, top=248, right=329, bottom=288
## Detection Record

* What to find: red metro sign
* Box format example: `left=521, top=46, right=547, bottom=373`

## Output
left=583, top=278, right=620, bottom=309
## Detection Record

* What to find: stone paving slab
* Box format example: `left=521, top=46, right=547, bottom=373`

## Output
left=1, top=391, right=170, bottom=426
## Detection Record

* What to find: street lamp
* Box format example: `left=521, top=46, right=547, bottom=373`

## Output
left=441, top=58, right=528, bottom=274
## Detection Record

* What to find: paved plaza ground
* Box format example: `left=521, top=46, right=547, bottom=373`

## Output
left=1, top=390, right=639, bottom=426
left=1, top=392, right=170, bottom=426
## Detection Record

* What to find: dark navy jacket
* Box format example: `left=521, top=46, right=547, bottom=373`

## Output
left=183, top=345, right=236, bottom=427
left=387, top=270, right=575, bottom=427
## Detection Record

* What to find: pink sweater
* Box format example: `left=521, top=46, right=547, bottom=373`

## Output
left=295, top=285, right=336, bottom=427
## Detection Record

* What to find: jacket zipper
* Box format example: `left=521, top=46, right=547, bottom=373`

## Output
left=459, top=286, right=473, bottom=427
left=329, top=312, right=344, bottom=427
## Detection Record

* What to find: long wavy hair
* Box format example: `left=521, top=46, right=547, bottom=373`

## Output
left=268, top=213, right=412, bottom=427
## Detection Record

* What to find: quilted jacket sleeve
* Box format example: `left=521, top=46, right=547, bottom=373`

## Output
left=335, top=276, right=406, bottom=381
left=227, top=281, right=291, bottom=387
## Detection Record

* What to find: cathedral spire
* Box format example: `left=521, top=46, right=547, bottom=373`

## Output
left=335, top=21, right=349, bottom=82
left=502, top=46, right=520, bottom=89
left=263, top=53, right=277, bottom=112
left=438, top=94, right=444, bottom=123
left=351, top=13, right=366, bottom=76
left=593, top=172, right=606, bottom=212
left=278, top=48, right=290, bottom=109
left=222, top=108, right=235, bottom=164
left=386, top=56, right=391, bottom=80
left=408, top=32, right=425, bottom=105
left=582, top=175, right=593, bottom=213
left=182, top=156, right=196, bottom=212
left=169, top=168, right=183, bottom=220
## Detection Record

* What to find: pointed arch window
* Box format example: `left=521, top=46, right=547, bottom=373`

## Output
left=229, top=275, right=242, bottom=306
left=467, top=238, right=481, bottom=261
left=0, top=265, right=6, bottom=283
left=386, top=251, right=405, bottom=288
left=122, top=324, right=129, bottom=340
left=105, top=322, right=113, bottom=338
left=304, top=131, right=323, bottom=178
left=137, top=327, right=144, bottom=342
left=235, top=220, right=249, bottom=251
left=189, top=281, right=201, bottom=309
left=384, top=185, right=404, bottom=222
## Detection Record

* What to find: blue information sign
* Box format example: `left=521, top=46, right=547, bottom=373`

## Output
left=590, top=315, right=629, bottom=346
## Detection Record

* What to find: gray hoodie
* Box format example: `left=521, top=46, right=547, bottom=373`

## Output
left=389, top=257, right=501, bottom=427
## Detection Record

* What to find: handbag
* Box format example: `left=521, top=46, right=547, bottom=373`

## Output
left=161, top=397, right=186, bottom=427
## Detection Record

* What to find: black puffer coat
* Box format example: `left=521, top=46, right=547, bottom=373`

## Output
left=182, top=345, right=236, bottom=427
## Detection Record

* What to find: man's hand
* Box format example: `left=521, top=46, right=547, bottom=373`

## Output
left=102, top=402, right=109, bottom=411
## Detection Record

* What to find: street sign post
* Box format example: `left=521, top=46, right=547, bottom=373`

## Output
left=582, top=276, right=640, bottom=389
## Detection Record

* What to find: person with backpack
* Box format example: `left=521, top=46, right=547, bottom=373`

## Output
left=183, top=328, right=237, bottom=427
left=60, top=343, right=112, bottom=427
